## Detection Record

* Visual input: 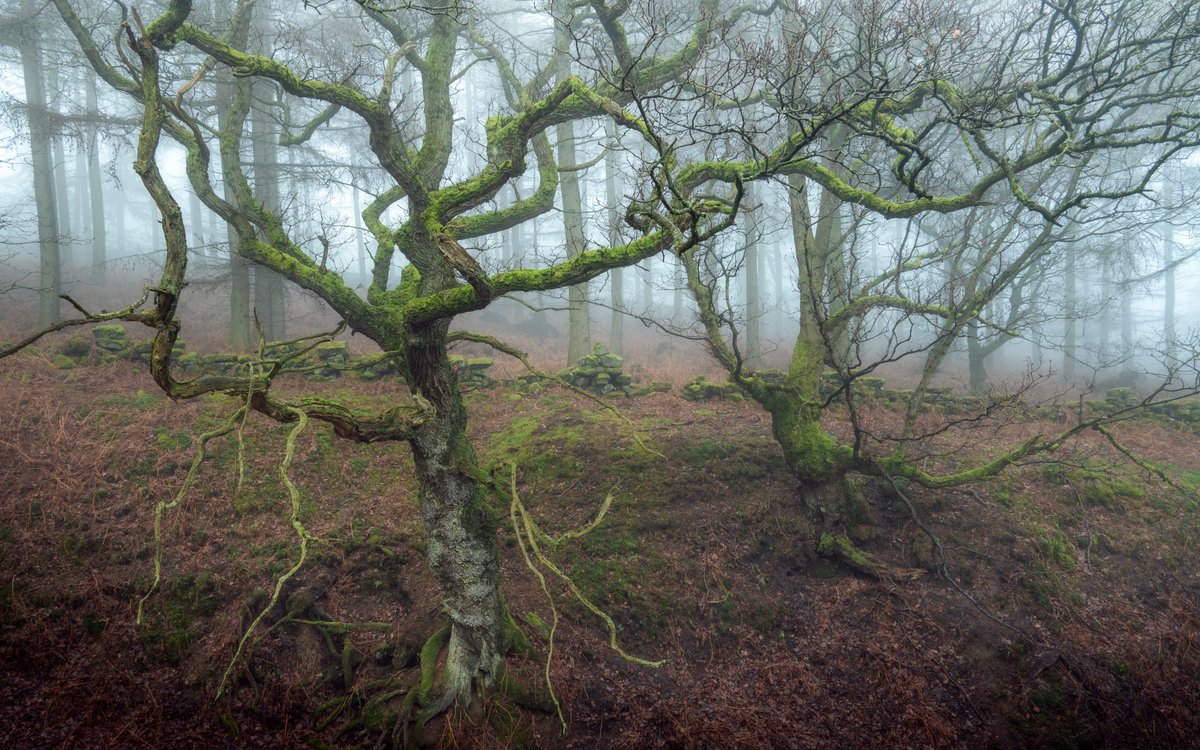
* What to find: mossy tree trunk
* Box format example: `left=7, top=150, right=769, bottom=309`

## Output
left=404, top=322, right=507, bottom=707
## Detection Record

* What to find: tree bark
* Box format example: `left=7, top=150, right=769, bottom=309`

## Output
left=743, top=181, right=761, bottom=365
left=1163, top=175, right=1177, bottom=362
left=17, top=5, right=62, bottom=325
left=352, top=185, right=368, bottom=293
left=967, top=319, right=987, bottom=393
left=606, top=121, right=624, bottom=355
left=250, top=77, right=286, bottom=340
left=46, top=61, right=72, bottom=266
left=215, top=0, right=252, bottom=350
left=85, top=74, right=107, bottom=283
left=1063, top=244, right=1077, bottom=378
left=555, top=6, right=591, bottom=363
left=406, top=321, right=507, bottom=708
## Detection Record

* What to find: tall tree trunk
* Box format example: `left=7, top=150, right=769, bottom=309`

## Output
left=251, top=82, right=286, bottom=340
left=189, top=189, right=206, bottom=258
left=743, top=181, right=761, bottom=365
left=1162, top=173, right=1176, bottom=363
left=18, top=5, right=62, bottom=325
left=352, top=185, right=368, bottom=293
left=74, top=136, right=88, bottom=251
left=774, top=238, right=785, bottom=339
left=605, top=122, right=623, bottom=355
left=46, top=62, right=72, bottom=266
left=556, top=125, right=590, bottom=361
left=85, top=74, right=107, bottom=283
left=216, top=0, right=252, bottom=350
left=672, top=258, right=685, bottom=324
left=1063, top=243, right=1077, bottom=378
left=1099, top=256, right=1113, bottom=365
left=555, top=8, right=590, bottom=363
left=1120, top=260, right=1133, bottom=363
left=967, top=319, right=987, bottom=393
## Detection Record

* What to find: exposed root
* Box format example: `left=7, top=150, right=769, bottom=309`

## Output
left=417, top=624, right=451, bottom=708
left=817, top=532, right=926, bottom=581
left=314, top=617, right=548, bottom=750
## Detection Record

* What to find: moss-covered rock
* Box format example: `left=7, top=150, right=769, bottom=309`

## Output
left=314, top=340, right=350, bottom=365
left=555, top=344, right=640, bottom=395
left=629, top=381, right=671, bottom=397
left=92, top=324, right=129, bottom=353
left=61, top=336, right=91, bottom=358
left=681, top=375, right=739, bottom=401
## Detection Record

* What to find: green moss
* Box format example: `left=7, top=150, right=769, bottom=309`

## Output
left=1034, top=526, right=1077, bottom=571
left=776, top=417, right=846, bottom=484
left=417, top=624, right=450, bottom=706
left=153, top=427, right=193, bottom=451
left=1082, top=478, right=1144, bottom=510
left=138, top=572, right=220, bottom=664
left=99, top=389, right=163, bottom=411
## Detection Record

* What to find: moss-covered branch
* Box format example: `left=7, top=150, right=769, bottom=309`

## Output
left=173, top=23, right=384, bottom=119
left=403, top=230, right=672, bottom=324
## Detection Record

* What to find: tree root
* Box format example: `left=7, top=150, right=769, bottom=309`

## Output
left=311, top=617, right=551, bottom=750
left=817, top=532, right=926, bottom=581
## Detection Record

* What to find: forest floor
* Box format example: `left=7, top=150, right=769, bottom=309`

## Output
left=1, top=325, right=1199, bottom=749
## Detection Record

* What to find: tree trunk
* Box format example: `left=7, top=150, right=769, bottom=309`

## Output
left=672, top=257, right=685, bottom=325
left=642, top=257, right=654, bottom=315
left=17, top=6, right=62, bottom=325
left=189, top=189, right=206, bottom=259
left=606, top=121, right=623, bottom=355
left=743, top=181, right=761, bottom=365
left=405, top=323, right=507, bottom=708
left=555, top=9, right=590, bottom=363
left=85, top=74, right=107, bottom=283
left=774, top=238, right=785, bottom=339
left=47, top=62, right=72, bottom=266
left=1098, top=256, right=1113, bottom=364
left=215, top=3, right=253, bottom=350
left=352, top=185, right=368, bottom=293
left=967, top=319, right=988, bottom=393
left=557, top=126, right=590, bottom=361
left=251, top=79, right=286, bottom=340
left=74, top=134, right=88, bottom=254
left=1120, top=261, right=1133, bottom=363
left=1063, top=243, right=1077, bottom=378
left=1163, top=175, right=1176, bottom=361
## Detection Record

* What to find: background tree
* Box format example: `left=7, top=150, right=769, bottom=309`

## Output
left=3, top=0, right=63, bottom=325
left=677, top=0, right=1200, bottom=565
